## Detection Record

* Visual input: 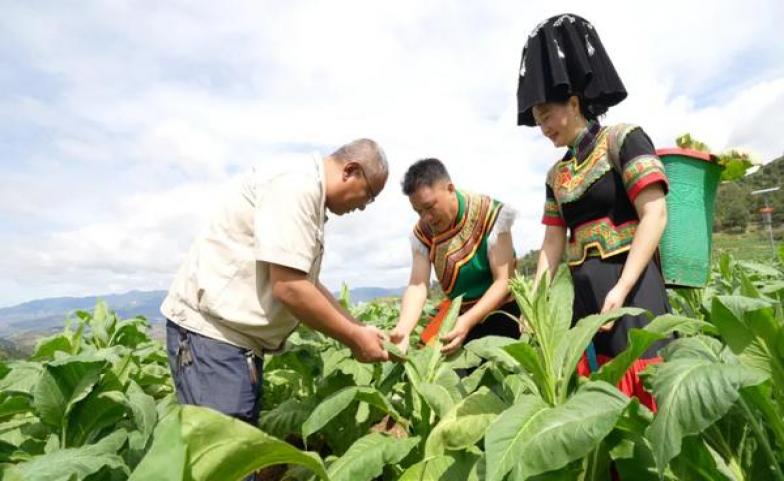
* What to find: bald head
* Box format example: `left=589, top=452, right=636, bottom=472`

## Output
left=331, top=138, right=388, bottom=182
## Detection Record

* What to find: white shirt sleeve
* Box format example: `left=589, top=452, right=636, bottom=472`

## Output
left=409, top=231, right=429, bottom=257
left=487, top=205, right=517, bottom=251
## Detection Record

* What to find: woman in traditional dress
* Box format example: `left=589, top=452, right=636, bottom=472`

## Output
left=517, top=14, right=671, bottom=410
left=389, top=158, right=520, bottom=355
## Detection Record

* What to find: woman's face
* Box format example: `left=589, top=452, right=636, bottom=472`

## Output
left=532, top=98, right=583, bottom=147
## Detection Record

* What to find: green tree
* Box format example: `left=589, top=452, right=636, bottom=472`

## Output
left=715, top=182, right=750, bottom=232
left=725, top=199, right=750, bottom=232
left=516, top=249, right=539, bottom=277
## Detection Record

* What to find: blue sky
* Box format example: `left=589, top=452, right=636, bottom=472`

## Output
left=1, top=0, right=783, bottom=307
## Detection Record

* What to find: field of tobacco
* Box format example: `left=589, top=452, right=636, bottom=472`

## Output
left=1, top=254, right=783, bottom=481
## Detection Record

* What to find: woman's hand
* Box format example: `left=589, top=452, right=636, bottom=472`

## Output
left=599, top=282, right=630, bottom=331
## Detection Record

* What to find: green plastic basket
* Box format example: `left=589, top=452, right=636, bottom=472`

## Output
left=657, top=148, right=721, bottom=288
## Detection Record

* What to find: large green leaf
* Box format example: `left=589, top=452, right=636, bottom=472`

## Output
left=484, top=394, right=549, bottom=481
left=503, top=341, right=551, bottom=403
left=31, top=334, right=74, bottom=361
left=463, top=364, right=499, bottom=397
left=417, top=382, right=455, bottom=420
left=464, top=336, right=520, bottom=372
left=668, top=435, right=735, bottom=481
left=126, top=381, right=157, bottom=447
left=711, top=296, right=776, bottom=354
left=604, top=399, right=661, bottom=481
left=130, top=405, right=328, bottom=481
left=643, top=313, right=715, bottom=337
left=88, top=301, right=113, bottom=348
left=66, top=390, right=128, bottom=447
left=15, top=429, right=128, bottom=481
left=0, top=393, right=32, bottom=421
left=302, top=386, right=402, bottom=440
left=125, top=381, right=158, bottom=468
left=580, top=440, right=612, bottom=481
left=108, top=318, right=150, bottom=348
left=32, top=358, right=107, bottom=432
left=0, top=416, right=40, bottom=449
left=327, top=432, right=419, bottom=481
left=334, top=358, right=374, bottom=386
left=711, top=295, right=784, bottom=397
left=484, top=381, right=629, bottom=481
left=425, top=386, right=506, bottom=456
left=443, top=347, right=483, bottom=371
left=127, top=408, right=186, bottom=481
left=607, top=430, right=661, bottom=481
left=398, top=455, right=457, bottom=481
left=555, top=308, right=645, bottom=395
left=398, top=451, right=481, bottom=481
left=645, top=356, right=769, bottom=473
left=503, top=372, right=540, bottom=401
left=659, top=335, right=724, bottom=363
left=433, top=366, right=465, bottom=403
left=741, top=382, right=784, bottom=456
left=0, top=362, right=43, bottom=395
left=260, top=398, right=316, bottom=439
left=591, top=329, right=664, bottom=386
left=545, top=266, right=575, bottom=358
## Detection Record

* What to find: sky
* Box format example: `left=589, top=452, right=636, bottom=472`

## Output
left=1, top=0, right=783, bottom=307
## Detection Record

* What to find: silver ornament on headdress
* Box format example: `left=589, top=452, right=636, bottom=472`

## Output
left=528, top=18, right=549, bottom=38
left=585, top=35, right=595, bottom=56
left=552, top=14, right=576, bottom=27
left=554, top=39, right=565, bottom=59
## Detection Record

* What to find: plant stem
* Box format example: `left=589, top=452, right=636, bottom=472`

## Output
left=741, top=388, right=784, bottom=457
left=703, top=424, right=745, bottom=481
left=739, top=396, right=784, bottom=481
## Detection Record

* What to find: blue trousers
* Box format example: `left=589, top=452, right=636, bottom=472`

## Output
left=165, top=319, right=263, bottom=424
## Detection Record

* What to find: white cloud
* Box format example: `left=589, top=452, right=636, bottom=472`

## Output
left=1, top=1, right=783, bottom=306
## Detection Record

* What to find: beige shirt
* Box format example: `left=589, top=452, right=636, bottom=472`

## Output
left=161, top=153, right=326, bottom=354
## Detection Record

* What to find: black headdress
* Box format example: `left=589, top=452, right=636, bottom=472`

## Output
left=517, top=14, right=627, bottom=126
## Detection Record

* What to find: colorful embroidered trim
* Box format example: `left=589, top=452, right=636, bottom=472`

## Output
left=547, top=127, right=613, bottom=204
left=570, top=120, right=602, bottom=163
left=567, top=217, right=638, bottom=266
left=542, top=198, right=565, bottom=226
left=413, top=191, right=502, bottom=294
left=623, top=155, right=669, bottom=201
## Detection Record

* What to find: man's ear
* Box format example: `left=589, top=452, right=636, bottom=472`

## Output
left=343, top=161, right=360, bottom=180
left=446, top=181, right=456, bottom=193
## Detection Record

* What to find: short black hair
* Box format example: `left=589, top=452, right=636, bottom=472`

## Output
left=402, top=158, right=451, bottom=195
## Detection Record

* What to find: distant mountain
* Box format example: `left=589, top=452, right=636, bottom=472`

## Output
left=0, top=286, right=404, bottom=336
left=0, top=290, right=167, bottom=335
left=342, top=287, right=404, bottom=303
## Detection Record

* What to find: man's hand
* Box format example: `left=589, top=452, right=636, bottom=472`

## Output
left=349, top=324, right=389, bottom=363
left=441, top=317, right=471, bottom=355
left=389, top=326, right=411, bottom=354
left=599, top=283, right=630, bottom=332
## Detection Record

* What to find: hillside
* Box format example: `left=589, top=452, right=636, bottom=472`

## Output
left=0, top=286, right=404, bottom=340
left=715, top=154, right=784, bottom=230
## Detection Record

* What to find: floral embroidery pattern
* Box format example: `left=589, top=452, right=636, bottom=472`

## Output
left=547, top=128, right=612, bottom=204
